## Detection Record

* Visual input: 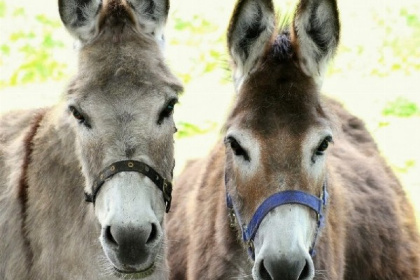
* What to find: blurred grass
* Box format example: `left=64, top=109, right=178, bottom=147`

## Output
left=0, top=0, right=419, bottom=227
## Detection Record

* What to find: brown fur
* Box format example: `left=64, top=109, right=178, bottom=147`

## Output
left=167, top=0, right=420, bottom=278
left=167, top=98, right=420, bottom=279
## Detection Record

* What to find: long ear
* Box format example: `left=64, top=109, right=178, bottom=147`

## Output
left=58, top=0, right=103, bottom=43
left=292, top=0, right=340, bottom=83
left=127, top=0, right=169, bottom=44
left=227, top=0, right=276, bottom=89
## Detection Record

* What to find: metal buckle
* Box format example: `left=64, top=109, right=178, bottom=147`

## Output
left=228, top=209, right=236, bottom=228
left=163, top=179, right=169, bottom=197
left=247, top=240, right=255, bottom=258
left=162, top=179, right=172, bottom=213
left=165, top=199, right=171, bottom=213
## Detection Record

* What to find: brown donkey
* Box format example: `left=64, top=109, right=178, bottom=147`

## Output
left=166, top=0, right=420, bottom=279
left=0, top=0, right=182, bottom=279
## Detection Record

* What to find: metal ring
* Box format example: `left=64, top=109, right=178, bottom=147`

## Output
left=110, top=165, right=115, bottom=171
left=228, top=210, right=236, bottom=228
left=247, top=240, right=255, bottom=253
left=128, top=162, right=134, bottom=168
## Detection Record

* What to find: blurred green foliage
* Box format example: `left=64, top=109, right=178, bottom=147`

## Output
left=0, top=1, right=6, bottom=17
left=176, top=121, right=217, bottom=139
left=373, top=7, right=420, bottom=76
left=328, top=4, right=420, bottom=77
left=382, top=97, right=420, bottom=118
left=393, top=159, right=416, bottom=174
left=2, top=1, right=418, bottom=88
left=0, top=1, right=67, bottom=87
left=169, top=12, right=228, bottom=85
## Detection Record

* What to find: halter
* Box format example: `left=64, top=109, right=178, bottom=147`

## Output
left=84, top=160, right=172, bottom=213
left=226, top=180, right=328, bottom=260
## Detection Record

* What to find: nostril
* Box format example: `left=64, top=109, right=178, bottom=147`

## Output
left=258, top=260, right=273, bottom=280
left=146, top=223, right=158, bottom=244
left=298, top=259, right=311, bottom=280
left=104, top=226, right=118, bottom=246
left=256, top=256, right=312, bottom=280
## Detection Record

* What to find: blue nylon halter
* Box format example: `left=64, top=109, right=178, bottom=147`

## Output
left=226, top=182, right=328, bottom=260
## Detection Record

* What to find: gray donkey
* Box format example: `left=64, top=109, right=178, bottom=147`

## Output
left=167, top=0, right=420, bottom=279
left=0, top=0, right=182, bottom=279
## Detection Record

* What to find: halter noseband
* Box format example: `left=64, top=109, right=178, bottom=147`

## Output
left=226, top=181, right=328, bottom=259
left=84, top=160, right=172, bottom=213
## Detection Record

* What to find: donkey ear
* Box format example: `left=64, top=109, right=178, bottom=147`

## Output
left=291, top=0, right=340, bottom=83
left=127, top=0, right=169, bottom=43
left=228, top=0, right=276, bottom=88
left=58, top=0, right=103, bottom=43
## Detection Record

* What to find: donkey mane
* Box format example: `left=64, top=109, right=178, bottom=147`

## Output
left=272, top=32, right=293, bottom=62
left=100, top=0, right=136, bottom=28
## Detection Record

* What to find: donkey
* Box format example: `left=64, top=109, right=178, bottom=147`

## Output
left=0, top=0, right=183, bottom=279
left=166, top=0, right=420, bottom=279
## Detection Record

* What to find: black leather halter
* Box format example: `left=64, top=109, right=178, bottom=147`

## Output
left=84, top=160, right=172, bottom=213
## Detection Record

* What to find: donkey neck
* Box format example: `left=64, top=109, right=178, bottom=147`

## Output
left=24, top=103, right=102, bottom=277
left=27, top=102, right=97, bottom=222
left=18, top=108, right=47, bottom=270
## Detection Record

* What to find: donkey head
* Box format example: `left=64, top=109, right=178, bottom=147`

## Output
left=59, top=0, right=182, bottom=276
left=226, top=0, right=339, bottom=279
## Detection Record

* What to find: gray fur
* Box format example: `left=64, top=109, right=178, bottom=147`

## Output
left=0, top=0, right=182, bottom=279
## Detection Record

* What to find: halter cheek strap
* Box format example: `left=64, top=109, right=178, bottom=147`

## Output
left=226, top=182, right=328, bottom=259
left=84, top=160, right=172, bottom=213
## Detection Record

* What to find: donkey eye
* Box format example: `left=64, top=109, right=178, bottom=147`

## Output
left=226, top=137, right=250, bottom=161
left=69, top=106, right=90, bottom=128
left=69, top=106, right=85, bottom=122
left=158, top=99, right=177, bottom=125
left=315, top=136, right=333, bottom=156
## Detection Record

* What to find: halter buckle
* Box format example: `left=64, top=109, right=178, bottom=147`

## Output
left=163, top=179, right=170, bottom=199
left=247, top=240, right=254, bottom=250
left=247, top=240, right=255, bottom=259
left=162, top=179, right=172, bottom=213
left=228, top=209, right=237, bottom=228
